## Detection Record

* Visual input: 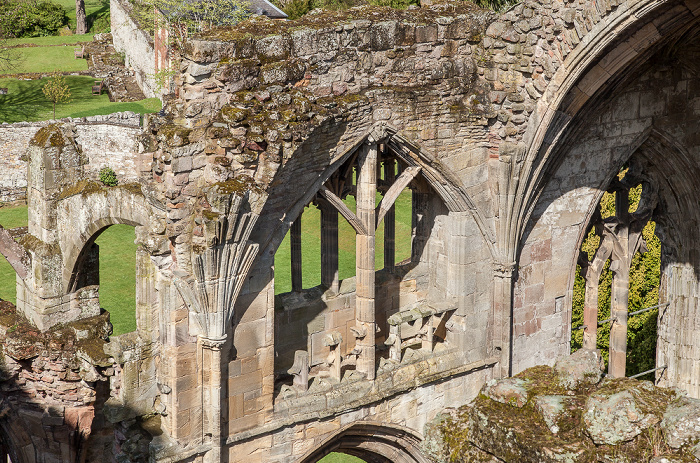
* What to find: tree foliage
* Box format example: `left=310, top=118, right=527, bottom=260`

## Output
left=571, top=173, right=661, bottom=380
left=130, top=0, right=251, bottom=53
left=42, top=71, right=71, bottom=119
left=0, top=0, right=68, bottom=38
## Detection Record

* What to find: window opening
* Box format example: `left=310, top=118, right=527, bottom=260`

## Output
left=0, top=205, right=28, bottom=304
left=571, top=164, right=661, bottom=380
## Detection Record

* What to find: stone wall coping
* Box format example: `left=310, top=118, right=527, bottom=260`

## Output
left=0, top=112, right=142, bottom=129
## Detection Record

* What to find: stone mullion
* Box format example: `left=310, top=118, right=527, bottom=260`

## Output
left=320, top=201, right=339, bottom=292
left=290, top=216, right=302, bottom=292
left=411, top=188, right=430, bottom=263
left=609, top=259, right=630, bottom=378
left=582, top=231, right=613, bottom=351
left=383, top=158, right=396, bottom=272
left=355, top=143, right=377, bottom=380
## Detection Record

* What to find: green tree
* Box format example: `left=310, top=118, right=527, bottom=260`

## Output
left=42, top=72, right=71, bottom=119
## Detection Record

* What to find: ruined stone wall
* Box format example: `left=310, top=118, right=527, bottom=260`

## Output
left=0, top=113, right=143, bottom=205
left=231, top=362, right=493, bottom=462
left=514, top=38, right=700, bottom=393
left=110, top=0, right=157, bottom=98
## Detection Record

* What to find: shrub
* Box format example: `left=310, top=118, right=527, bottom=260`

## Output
left=99, top=167, right=118, bottom=186
left=91, top=14, right=111, bottom=33
left=0, top=0, right=68, bottom=38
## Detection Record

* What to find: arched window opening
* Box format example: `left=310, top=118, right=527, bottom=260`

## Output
left=95, top=225, right=138, bottom=336
left=571, top=163, right=661, bottom=380
left=72, top=224, right=138, bottom=337
left=274, top=137, right=457, bottom=398
left=0, top=205, right=28, bottom=305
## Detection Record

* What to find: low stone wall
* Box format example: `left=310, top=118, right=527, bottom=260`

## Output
left=110, top=0, right=157, bottom=98
left=0, top=112, right=143, bottom=205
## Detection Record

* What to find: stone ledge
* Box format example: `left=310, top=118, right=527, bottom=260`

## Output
left=225, top=353, right=499, bottom=445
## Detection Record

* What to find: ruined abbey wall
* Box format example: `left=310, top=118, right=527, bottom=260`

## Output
left=2, top=0, right=700, bottom=461
left=0, top=112, right=143, bottom=203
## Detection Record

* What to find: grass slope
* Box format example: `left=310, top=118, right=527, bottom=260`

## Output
left=53, top=0, right=111, bottom=33
left=319, top=453, right=365, bottom=463
left=0, top=46, right=88, bottom=75
left=0, top=76, right=161, bottom=123
left=5, top=34, right=96, bottom=47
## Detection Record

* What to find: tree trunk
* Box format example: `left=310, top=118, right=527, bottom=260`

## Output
left=76, top=0, right=87, bottom=35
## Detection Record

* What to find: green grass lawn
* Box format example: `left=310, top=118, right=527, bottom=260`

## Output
left=95, top=225, right=137, bottom=335
left=0, top=46, right=89, bottom=75
left=274, top=191, right=413, bottom=294
left=0, top=206, right=137, bottom=335
left=4, top=34, right=96, bottom=47
left=319, top=453, right=365, bottom=462
left=0, top=76, right=161, bottom=123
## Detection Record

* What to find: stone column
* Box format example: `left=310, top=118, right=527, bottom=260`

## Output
left=290, top=216, right=302, bottom=292
left=201, top=335, right=226, bottom=463
left=383, top=158, right=396, bottom=271
left=320, top=201, right=339, bottom=292
left=355, top=143, right=377, bottom=380
left=493, top=262, right=515, bottom=377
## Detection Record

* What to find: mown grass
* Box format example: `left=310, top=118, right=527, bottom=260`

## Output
left=0, top=76, right=161, bottom=123
left=0, top=46, right=88, bottom=75
left=4, top=34, right=96, bottom=47
left=319, top=453, right=365, bottom=463
left=0, top=206, right=137, bottom=336
left=274, top=191, right=413, bottom=294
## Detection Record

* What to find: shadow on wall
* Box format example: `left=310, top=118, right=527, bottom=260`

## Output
left=0, top=300, right=157, bottom=462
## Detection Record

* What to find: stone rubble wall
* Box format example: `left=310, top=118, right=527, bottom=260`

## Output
left=0, top=112, right=143, bottom=206
left=110, top=0, right=158, bottom=98
left=229, top=364, right=493, bottom=462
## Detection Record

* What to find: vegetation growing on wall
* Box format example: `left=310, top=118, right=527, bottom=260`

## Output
left=279, top=0, right=516, bottom=21
left=571, top=173, right=661, bottom=379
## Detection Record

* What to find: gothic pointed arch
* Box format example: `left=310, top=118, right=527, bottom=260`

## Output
left=299, top=422, right=431, bottom=463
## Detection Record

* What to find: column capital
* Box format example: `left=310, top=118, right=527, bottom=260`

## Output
left=199, top=334, right=227, bottom=349
left=492, top=260, right=517, bottom=276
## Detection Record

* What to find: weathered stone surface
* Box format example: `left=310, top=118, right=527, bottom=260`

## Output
left=483, top=377, right=530, bottom=408
left=661, top=396, right=700, bottom=449
left=554, top=348, right=604, bottom=390
left=583, top=380, right=672, bottom=445
left=533, top=395, right=567, bottom=434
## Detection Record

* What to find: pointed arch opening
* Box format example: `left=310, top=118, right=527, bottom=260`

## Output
left=272, top=127, right=485, bottom=398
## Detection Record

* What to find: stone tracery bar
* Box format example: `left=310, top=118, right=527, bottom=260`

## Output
left=291, top=215, right=302, bottom=292
left=355, top=142, right=377, bottom=380
left=383, top=156, right=396, bottom=272
left=320, top=200, right=339, bottom=292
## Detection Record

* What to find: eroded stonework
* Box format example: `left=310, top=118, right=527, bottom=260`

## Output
left=2, top=0, right=700, bottom=461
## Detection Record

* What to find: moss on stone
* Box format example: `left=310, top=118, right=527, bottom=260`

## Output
left=194, top=1, right=488, bottom=43
left=56, top=179, right=106, bottom=200
left=18, top=233, right=61, bottom=257
left=213, top=175, right=263, bottom=196
left=30, top=124, right=66, bottom=148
